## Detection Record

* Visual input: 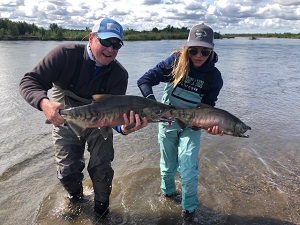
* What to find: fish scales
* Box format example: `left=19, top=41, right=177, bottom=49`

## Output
left=56, top=95, right=250, bottom=138
left=58, top=94, right=174, bottom=138
left=168, top=106, right=251, bottom=137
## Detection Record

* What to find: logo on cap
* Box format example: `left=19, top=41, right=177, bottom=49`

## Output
left=106, top=22, right=121, bottom=33
left=195, top=29, right=207, bottom=40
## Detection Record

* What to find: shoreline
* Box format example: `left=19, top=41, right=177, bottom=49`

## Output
left=0, top=35, right=299, bottom=41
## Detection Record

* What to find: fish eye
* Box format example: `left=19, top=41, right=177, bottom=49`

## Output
left=155, top=109, right=161, bottom=114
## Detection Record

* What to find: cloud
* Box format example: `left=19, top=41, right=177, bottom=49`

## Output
left=143, top=0, right=163, bottom=5
left=0, top=0, right=299, bottom=33
left=273, top=0, right=300, bottom=6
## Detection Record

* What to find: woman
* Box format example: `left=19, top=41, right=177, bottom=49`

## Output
left=137, top=23, right=223, bottom=224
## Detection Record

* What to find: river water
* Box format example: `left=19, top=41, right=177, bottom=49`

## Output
left=0, top=38, right=299, bottom=225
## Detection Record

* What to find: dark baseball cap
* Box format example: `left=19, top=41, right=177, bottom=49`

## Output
left=187, top=23, right=214, bottom=48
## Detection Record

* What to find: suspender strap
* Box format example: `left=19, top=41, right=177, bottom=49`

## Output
left=68, top=45, right=85, bottom=92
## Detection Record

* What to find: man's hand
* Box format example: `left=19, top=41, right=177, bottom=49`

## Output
left=207, top=126, right=224, bottom=136
left=40, top=98, right=65, bottom=126
left=121, top=110, right=148, bottom=134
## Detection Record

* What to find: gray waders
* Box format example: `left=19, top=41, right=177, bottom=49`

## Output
left=52, top=87, right=114, bottom=206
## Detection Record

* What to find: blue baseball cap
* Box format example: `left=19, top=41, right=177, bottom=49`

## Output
left=92, top=18, right=123, bottom=43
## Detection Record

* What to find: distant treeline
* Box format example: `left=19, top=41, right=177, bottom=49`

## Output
left=0, top=18, right=299, bottom=41
left=222, top=33, right=300, bottom=39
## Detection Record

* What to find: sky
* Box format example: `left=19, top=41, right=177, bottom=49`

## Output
left=0, top=0, right=300, bottom=34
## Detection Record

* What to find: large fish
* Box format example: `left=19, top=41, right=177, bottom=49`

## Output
left=166, top=103, right=251, bottom=137
left=58, top=94, right=174, bottom=138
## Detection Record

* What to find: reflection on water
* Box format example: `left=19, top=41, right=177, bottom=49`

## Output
left=0, top=38, right=299, bottom=225
left=33, top=127, right=299, bottom=225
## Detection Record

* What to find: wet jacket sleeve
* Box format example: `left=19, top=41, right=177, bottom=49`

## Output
left=138, top=83, right=156, bottom=100
left=19, top=45, right=67, bottom=110
left=137, top=53, right=177, bottom=99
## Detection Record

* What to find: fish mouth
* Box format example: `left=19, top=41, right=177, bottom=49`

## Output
left=154, top=115, right=173, bottom=122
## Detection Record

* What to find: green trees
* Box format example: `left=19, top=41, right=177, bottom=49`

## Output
left=0, top=19, right=72, bottom=40
left=0, top=18, right=222, bottom=41
left=124, top=26, right=190, bottom=40
left=0, top=18, right=299, bottom=41
left=48, top=23, right=63, bottom=40
left=0, top=18, right=19, bottom=39
left=0, top=19, right=42, bottom=39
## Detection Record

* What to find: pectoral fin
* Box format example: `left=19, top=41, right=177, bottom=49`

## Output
left=66, top=121, right=86, bottom=138
left=175, top=119, right=187, bottom=129
left=191, top=126, right=202, bottom=131
left=99, top=127, right=112, bottom=140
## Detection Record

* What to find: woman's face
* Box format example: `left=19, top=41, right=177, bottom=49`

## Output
left=188, top=47, right=212, bottom=68
left=89, top=33, right=122, bottom=65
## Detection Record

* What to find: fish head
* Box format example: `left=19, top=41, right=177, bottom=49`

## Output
left=235, top=122, right=251, bottom=137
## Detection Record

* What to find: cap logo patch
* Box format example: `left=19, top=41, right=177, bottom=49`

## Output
left=195, top=29, right=207, bottom=40
left=106, top=22, right=120, bottom=33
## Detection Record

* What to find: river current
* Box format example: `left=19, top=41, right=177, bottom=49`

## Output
left=0, top=38, right=299, bottom=225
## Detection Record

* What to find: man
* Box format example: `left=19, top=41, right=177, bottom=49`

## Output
left=19, top=18, right=147, bottom=218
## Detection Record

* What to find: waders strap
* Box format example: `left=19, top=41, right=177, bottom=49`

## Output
left=68, top=45, right=85, bottom=92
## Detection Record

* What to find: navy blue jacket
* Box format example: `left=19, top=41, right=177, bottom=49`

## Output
left=137, top=52, right=223, bottom=106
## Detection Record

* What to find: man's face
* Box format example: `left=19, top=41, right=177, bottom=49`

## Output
left=89, top=33, right=122, bottom=65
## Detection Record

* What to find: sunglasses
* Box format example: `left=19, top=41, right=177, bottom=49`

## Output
left=97, top=38, right=123, bottom=50
left=188, top=48, right=212, bottom=56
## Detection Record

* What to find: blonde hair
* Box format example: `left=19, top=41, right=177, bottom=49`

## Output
left=171, top=46, right=215, bottom=87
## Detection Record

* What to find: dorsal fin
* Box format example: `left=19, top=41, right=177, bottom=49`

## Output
left=92, top=94, right=112, bottom=102
left=197, top=102, right=213, bottom=108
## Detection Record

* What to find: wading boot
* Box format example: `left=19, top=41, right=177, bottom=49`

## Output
left=162, top=191, right=181, bottom=204
left=67, top=189, right=83, bottom=203
left=94, top=200, right=109, bottom=219
left=181, top=210, right=195, bottom=225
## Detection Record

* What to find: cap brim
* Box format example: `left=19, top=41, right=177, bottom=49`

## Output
left=186, top=41, right=214, bottom=48
left=98, top=32, right=123, bottom=43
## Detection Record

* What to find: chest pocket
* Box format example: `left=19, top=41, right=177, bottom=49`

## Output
left=161, top=84, right=200, bottom=109
left=170, top=85, right=201, bottom=107
left=165, top=70, right=213, bottom=108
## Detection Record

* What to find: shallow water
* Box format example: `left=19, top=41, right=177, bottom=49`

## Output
left=0, top=38, right=299, bottom=225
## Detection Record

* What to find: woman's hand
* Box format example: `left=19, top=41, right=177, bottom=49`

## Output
left=207, top=126, right=224, bottom=136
